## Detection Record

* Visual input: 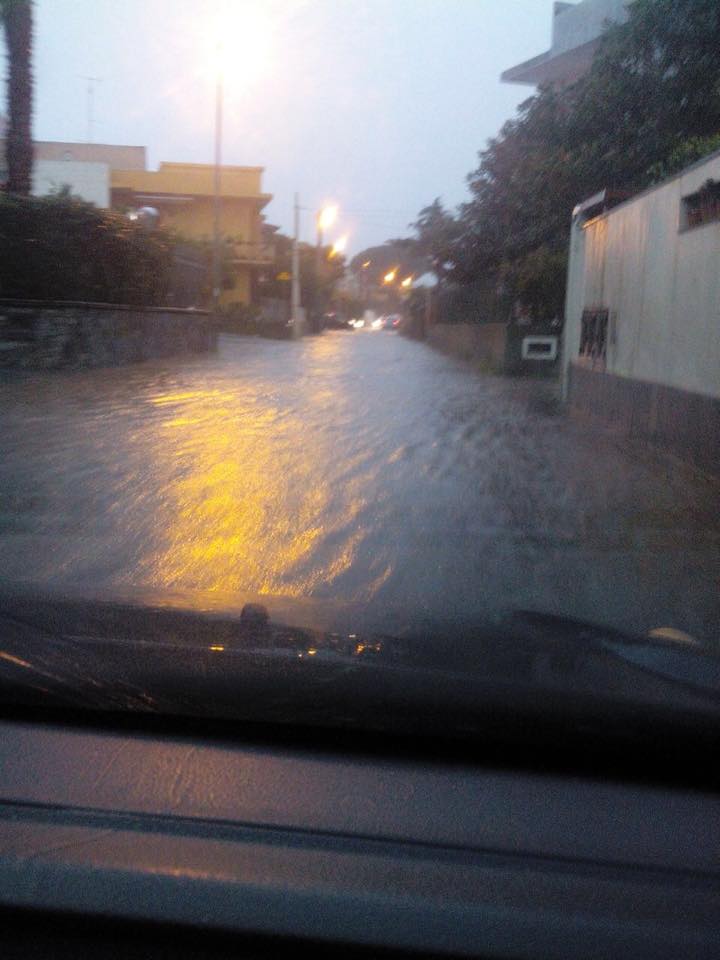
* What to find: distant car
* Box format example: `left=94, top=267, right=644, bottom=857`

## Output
left=384, top=314, right=402, bottom=330
left=323, top=313, right=354, bottom=330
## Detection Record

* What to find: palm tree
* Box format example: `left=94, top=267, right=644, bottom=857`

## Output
left=1, top=0, right=33, bottom=195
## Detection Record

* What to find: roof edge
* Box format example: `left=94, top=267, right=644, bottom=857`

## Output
left=575, top=146, right=720, bottom=225
left=157, top=161, right=265, bottom=173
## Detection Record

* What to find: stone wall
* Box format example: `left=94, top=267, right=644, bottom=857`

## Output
left=0, top=300, right=216, bottom=371
left=426, top=322, right=508, bottom=368
left=425, top=322, right=561, bottom=377
left=568, top=363, right=720, bottom=477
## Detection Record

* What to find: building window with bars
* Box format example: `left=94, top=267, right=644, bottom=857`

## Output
left=579, top=308, right=609, bottom=367
left=682, top=179, right=720, bottom=230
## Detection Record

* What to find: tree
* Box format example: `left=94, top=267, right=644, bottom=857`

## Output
left=1, top=0, right=33, bottom=195
left=452, top=0, right=720, bottom=318
left=260, top=231, right=345, bottom=312
left=646, top=133, right=720, bottom=184
left=411, top=199, right=462, bottom=285
left=350, top=239, right=425, bottom=285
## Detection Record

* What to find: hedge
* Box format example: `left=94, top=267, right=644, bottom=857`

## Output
left=0, top=193, right=174, bottom=305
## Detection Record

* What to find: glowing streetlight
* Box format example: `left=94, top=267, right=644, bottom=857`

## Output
left=208, top=4, right=272, bottom=313
left=317, top=204, right=338, bottom=240
left=401, top=275, right=413, bottom=289
left=362, top=260, right=372, bottom=269
left=315, top=204, right=339, bottom=329
left=330, top=234, right=348, bottom=258
left=383, top=268, right=398, bottom=284
left=207, top=4, right=272, bottom=89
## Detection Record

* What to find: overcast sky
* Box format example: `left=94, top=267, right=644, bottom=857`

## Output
left=7, top=0, right=552, bottom=254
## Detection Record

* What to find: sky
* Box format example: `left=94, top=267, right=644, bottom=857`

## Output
left=6, top=0, right=552, bottom=255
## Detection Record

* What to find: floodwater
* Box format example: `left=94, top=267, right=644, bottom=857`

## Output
left=1, top=331, right=718, bottom=643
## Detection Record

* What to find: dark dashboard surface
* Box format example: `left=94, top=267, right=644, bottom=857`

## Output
left=0, top=716, right=719, bottom=959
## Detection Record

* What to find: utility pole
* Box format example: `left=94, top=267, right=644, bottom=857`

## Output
left=291, top=193, right=302, bottom=338
left=314, top=216, right=323, bottom=334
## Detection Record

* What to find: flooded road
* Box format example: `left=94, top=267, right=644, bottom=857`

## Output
left=1, top=331, right=718, bottom=643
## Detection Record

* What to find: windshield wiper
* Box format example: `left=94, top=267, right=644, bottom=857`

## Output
left=0, top=589, right=719, bottom=765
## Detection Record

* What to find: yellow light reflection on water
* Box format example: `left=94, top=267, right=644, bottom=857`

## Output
left=137, top=338, right=372, bottom=606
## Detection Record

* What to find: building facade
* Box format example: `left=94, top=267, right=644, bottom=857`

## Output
left=33, top=140, right=146, bottom=170
left=1, top=132, right=273, bottom=308
left=0, top=139, right=146, bottom=202
left=502, top=0, right=629, bottom=87
left=562, top=151, right=720, bottom=474
left=111, top=162, right=273, bottom=306
left=31, top=159, right=110, bottom=207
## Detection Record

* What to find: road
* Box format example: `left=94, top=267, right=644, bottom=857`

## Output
left=1, top=330, right=718, bottom=643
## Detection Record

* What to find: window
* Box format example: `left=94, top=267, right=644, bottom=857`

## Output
left=579, top=308, right=608, bottom=365
left=681, top=179, right=720, bottom=230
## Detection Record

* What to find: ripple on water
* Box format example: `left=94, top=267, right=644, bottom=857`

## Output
left=0, top=333, right=719, bottom=642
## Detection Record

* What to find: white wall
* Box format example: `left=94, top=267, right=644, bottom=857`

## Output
left=552, top=0, right=629, bottom=55
left=32, top=159, right=110, bottom=208
left=563, top=151, right=720, bottom=400
left=34, top=141, right=146, bottom=171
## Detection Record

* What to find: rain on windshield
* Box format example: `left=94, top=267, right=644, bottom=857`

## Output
left=0, top=0, right=718, bottom=654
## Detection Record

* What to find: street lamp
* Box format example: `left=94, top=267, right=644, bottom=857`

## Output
left=330, top=234, right=348, bottom=258
left=314, top=204, right=339, bottom=330
left=316, top=204, right=338, bottom=247
left=208, top=5, right=272, bottom=315
left=383, top=268, right=398, bottom=284
left=359, top=259, right=372, bottom=305
left=212, top=47, right=224, bottom=315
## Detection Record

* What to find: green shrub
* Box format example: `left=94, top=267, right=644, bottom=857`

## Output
left=217, top=302, right=261, bottom=334
left=647, top=134, right=720, bottom=185
left=0, top=194, right=173, bottom=304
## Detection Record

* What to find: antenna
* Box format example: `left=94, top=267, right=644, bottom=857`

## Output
left=80, top=76, right=103, bottom=143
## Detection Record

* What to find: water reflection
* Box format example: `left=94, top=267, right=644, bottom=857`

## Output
left=145, top=384, right=338, bottom=596
left=136, top=333, right=380, bottom=600
left=0, top=333, right=718, bottom=642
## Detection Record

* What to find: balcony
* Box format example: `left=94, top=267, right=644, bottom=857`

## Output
left=230, top=241, right=275, bottom=266
left=501, top=0, right=629, bottom=87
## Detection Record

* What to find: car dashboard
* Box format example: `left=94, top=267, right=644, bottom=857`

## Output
left=0, top=711, right=719, bottom=959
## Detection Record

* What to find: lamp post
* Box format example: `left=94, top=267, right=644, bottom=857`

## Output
left=291, top=193, right=301, bottom=336
left=360, top=259, right=371, bottom=308
left=316, top=204, right=337, bottom=250
left=212, top=51, right=224, bottom=316
left=314, top=204, right=338, bottom=331
left=330, top=234, right=348, bottom=258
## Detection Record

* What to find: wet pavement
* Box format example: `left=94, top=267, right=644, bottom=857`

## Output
left=1, top=330, right=718, bottom=643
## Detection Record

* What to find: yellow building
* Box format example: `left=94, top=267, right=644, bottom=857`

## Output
left=111, top=162, right=273, bottom=305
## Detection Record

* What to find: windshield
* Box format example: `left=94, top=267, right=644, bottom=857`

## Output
left=0, top=0, right=718, bottom=736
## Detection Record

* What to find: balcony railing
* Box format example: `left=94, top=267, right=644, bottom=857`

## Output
left=230, top=242, right=274, bottom=266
